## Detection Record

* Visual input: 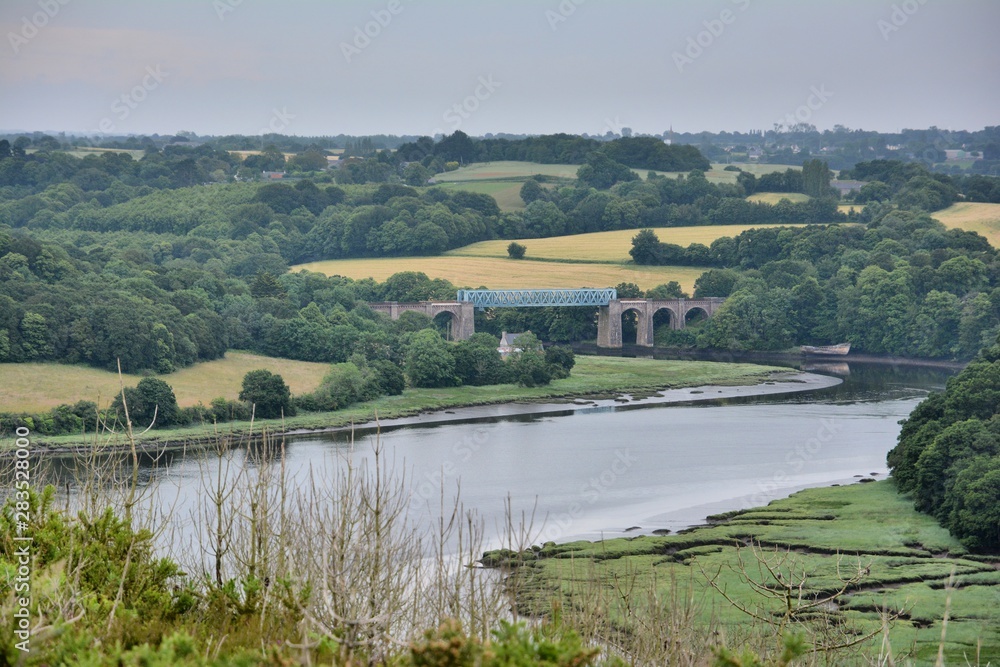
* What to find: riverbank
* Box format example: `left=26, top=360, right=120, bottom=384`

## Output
left=486, top=479, right=1000, bottom=664
left=7, top=356, right=801, bottom=454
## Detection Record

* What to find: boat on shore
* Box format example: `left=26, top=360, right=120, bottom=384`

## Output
left=801, top=342, right=851, bottom=356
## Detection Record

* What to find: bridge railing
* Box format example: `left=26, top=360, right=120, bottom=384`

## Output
left=456, top=288, right=617, bottom=308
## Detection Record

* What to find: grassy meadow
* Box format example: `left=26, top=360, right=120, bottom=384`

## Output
left=932, top=202, right=1000, bottom=246
left=294, top=255, right=709, bottom=292
left=449, top=224, right=806, bottom=263
left=498, top=480, right=1000, bottom=664
left=0, top=351, right=330, bottom=413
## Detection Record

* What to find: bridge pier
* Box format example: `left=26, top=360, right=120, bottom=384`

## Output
left=596, top=298, right=725, bottom=349
left=596, top=302, right=623, bottom=348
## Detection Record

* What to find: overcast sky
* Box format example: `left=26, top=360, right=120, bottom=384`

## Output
left=1, top=0, right=997, bottom=137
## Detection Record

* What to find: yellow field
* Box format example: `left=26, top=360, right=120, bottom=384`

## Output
left=0, top=352, right=330, bottom=413
left=449, top=224, right=805, bottom=263
left=294, top=256, right=707, bottom=293
left=932, top=202, right=1000, bottom=247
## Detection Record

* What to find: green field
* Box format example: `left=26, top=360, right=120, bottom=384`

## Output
left=430, top=161, right=805, bottom=211
left=449, top=224, right=806, bottom=263
left=932, top=202, right=1000, bottom=247
left=494, top=480, right=1000, bottom=664
left=433, top=161, right=581, bottom=182
left=294, top=256, right=708, bottom=292
left=0, top=352, right=331, bottom=413
left=432, top=180, right=528, bottom=210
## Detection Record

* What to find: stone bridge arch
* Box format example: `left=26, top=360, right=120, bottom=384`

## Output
left=598, top=298, right=725, bottom=348
left=368, top=301, right=475, bottom=340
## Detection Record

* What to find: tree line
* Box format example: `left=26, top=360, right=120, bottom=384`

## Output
left=887, top=332, right=1000, bottom=551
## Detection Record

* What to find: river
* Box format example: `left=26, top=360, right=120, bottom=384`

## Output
left=57, top=361, right=954, bottom=556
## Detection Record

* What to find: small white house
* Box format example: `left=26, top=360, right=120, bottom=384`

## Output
left=498, top=331, right=526, bottom=358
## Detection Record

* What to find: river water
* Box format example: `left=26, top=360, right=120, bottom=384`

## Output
left=78, top=361, right=954, bottom=553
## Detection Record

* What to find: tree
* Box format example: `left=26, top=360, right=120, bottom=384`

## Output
left=453, top=334, right=508, bottom=386
left=629, top=229, right=662, bottom=265
left=519, top=179, right=545, bottom=205
left=112, top=377, right=179, bottom=429
left=544, top=345, right=575, bottom=379
left=239, top=369, right=293, bottom=419
left=405, top=329, right=457, bottom=388
left=507, top=242, right=526, bottom=259
left=250, top=272, right=287, bottom=299
left=403, top=162, right=431, bottom=186
left=802, top=159, right=832, bottom=198
left=647, top=281, right=687, bottom=299
left=576, top=153, right=638, bottom=190
left=507, top=332, right=551, bottom=387
left=19, top=312, right=53, bottom=360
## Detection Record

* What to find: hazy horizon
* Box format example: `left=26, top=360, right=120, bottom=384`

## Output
left=2, top=0, right=998, bottom=138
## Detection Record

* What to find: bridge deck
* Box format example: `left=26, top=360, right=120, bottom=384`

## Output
left=456, top=288, right=617, bottom=308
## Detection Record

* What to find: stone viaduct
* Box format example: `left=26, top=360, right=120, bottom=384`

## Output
left=368, top=289, right=725, bottom=349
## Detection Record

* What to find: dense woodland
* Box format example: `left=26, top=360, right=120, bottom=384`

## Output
left=888, top=332, right=1000, bottom=551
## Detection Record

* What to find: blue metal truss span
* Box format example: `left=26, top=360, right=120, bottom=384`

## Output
left=456, top=288, right=617, bottom=308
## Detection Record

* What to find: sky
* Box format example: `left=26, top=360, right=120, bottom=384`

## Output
left=1, top=0, right=998, bottom=138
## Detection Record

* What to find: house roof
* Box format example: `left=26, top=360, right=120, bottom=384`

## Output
left=499, top=331, right=524, bottom=347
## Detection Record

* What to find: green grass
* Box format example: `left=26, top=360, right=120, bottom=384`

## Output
left=293, top=255, right=709, bottom=292
left=18, top=356, right=783, bottom=449
left=495, top=480, right=1000, bottom=664
left=0, top=352, right=331, bottom=413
